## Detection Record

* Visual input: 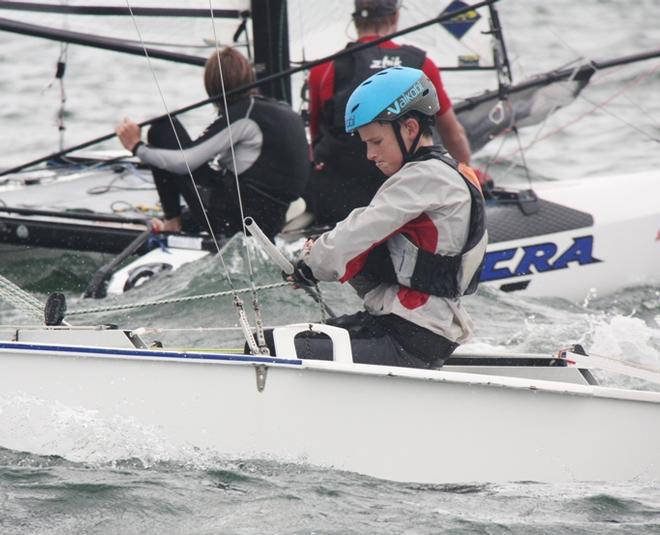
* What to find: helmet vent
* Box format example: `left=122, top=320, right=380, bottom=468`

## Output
left=361, top=80, right=372, bottom=86
left=422, top=89, right=429, bottom=96
left=351, top=103, right=360, bottom=113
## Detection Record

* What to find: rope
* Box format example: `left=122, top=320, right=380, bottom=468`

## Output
left=209, top=1, right=268, bottom=354
left=0, top=275, right=44, bottom=320
left=572, top=65, right=660, bottom=144
left=41, top=40, right=69, bottom=152
left=67, top=281, right=290, bottom=316
left=135, top=326, right=249, bottom=333
left=483, top=61, right=586, bottom=181
left=56, top=42, right=68, bottom=151
left=125, top=0, right=262, bottom=355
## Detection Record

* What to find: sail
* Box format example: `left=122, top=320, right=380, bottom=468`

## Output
left=287, top=0, right=495, bottom=68
left=3, top=0, right=658, bottom=171
left=455, top=63, right=595, bottom=153
left=286, top=0, right=496, bottom=111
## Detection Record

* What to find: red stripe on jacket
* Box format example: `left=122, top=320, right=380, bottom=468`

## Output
left=340, top=213, right=439, bottom=310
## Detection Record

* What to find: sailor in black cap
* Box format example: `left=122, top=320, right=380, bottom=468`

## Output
left=304, top=0, right=473, bottom=226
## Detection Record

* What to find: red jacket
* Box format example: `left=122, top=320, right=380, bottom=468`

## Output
left=308, top=36, right=453, bottom=142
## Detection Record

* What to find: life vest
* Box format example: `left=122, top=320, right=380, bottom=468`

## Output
left=231, top=96, right=310, bottom=204
left=363, top=148, right=488, bottom=298
left=314, top=42, right=426, bottom=177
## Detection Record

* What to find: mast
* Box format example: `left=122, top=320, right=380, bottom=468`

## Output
left=251, top=0, right=291, bottom=104
left=0, top=17, right=207, bottom=66
left=486, top=1, right=513, bottom=92
left=0, top=2, right=248, bottom=18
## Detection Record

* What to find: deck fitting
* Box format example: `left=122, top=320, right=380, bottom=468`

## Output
left=255, top=365, right=268, bottom=392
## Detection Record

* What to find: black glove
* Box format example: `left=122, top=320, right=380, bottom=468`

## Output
left=284, top=260, right=318, bottom=287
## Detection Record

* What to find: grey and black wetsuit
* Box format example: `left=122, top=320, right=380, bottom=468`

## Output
left=304, top=39, right=430, bottom=225
left=295, top=147, right=486, bottom=368
left=137, top=95, right=309, bottom=238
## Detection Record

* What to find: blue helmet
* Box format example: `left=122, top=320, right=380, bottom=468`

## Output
left=344, top=66, right=439, bottom=133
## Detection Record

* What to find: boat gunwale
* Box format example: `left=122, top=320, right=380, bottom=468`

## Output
left=2, top=340, right=660, bottom=406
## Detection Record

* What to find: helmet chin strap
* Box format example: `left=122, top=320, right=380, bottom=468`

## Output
left=391, top=119, right=424, bottom=164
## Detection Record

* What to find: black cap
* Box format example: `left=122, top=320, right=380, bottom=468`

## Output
left=353, top=0, right=401, bottom=19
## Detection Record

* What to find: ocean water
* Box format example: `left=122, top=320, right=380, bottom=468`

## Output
left=1, top=0, right=660, bottom=532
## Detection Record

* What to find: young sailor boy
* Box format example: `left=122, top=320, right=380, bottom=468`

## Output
left=286, top=66, right=488, bottom=368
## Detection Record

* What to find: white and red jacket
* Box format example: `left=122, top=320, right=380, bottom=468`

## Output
left=305, top=146, right=486, bottom=343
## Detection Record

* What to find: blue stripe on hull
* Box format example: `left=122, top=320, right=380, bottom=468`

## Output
left=0, top=341, right=303, bottom=366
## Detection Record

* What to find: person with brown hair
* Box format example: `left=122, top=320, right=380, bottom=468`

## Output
left=304, top=0, right=473, bottom=226
left=278, top=66, right=486, bottom=368
left=116, top=47, right=309, bottom=239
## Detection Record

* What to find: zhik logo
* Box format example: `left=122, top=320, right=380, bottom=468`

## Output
left=370, top=55, right=403, bottom=69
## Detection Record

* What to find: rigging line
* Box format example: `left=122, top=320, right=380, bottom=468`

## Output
left=492, top=61, right=589, bottom=178
left=524, top=62, right=586, bottom=145
left=0, top=293, right=42, bottom=320
left=545, top=27, right=588, bottom=68
left=208, top=8, right=255, bottom=283
left=56, top=43, right=68, bottom=152
left=243, top=14, right=252, bottom=61
left=1, top=0, right=495, bottom=177
left=136, top=326, right=248, bottom=333
left=511, top=126, right=532, bottom=188
left=473, top=3, right=515, bottom=179
left=124, top=1, right=226, bottom=260
left=0, top=275, right=44, bottom=311
left=487, top=0, right=512, bottom=86
left=0, top=275, right=44, bottom=321
left=278, top=1, right=289, bottom=103
left=620, top=95, right=660, bottom=132
left=544, top=26, right=660, bottom=132
left=124, top=1, right=259, bottom=353
left=208, top=0, right=266, bottom=354
left=294, top=1, right=309, bottom=115
left=596, top=66, right=660, bottom=129
left=554, top=59, right=660, bottom=134
left=485, top=62, right=658, bottom=168
left=495, top=62, right=660, bottom=162
left=125, top=0, right=263, bottom=351
left=296, top=0, right=307, bottom=65
left=55, top=0, right=70, bottom=151
left=590, top=63, right=660, bottom=133
left=482, top=101, right=512, bottom=177
left=481, top=2, right=520, bottom=182
left=575, top=92, right=660, bottom=144
left=41, top=38, right=69, bottom=151
left=67, top=281, right=291, bottom=316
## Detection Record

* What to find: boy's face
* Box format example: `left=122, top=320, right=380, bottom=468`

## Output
left=357, top=119, right=415, bottom=177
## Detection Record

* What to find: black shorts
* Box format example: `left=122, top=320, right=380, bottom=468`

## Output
left=147, top=117, right=286, bottom=239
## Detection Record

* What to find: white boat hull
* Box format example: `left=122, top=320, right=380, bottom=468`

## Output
left=481, top=171, right=660, bottom=299
left=1, top=333, right=658, bottom=484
